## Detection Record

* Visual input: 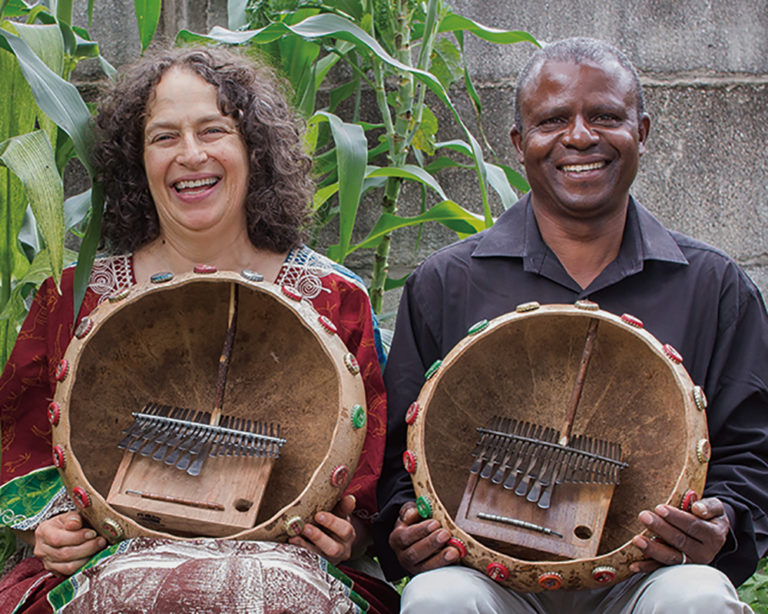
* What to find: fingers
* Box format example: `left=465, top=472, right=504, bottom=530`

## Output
left=61, top=511, right=83, bottom=532
left=631, top=533, right=685, bottom=569
left=691, top=497, right=725, bottom=520
left=333, top=494, right=356, bottom=519
left=34, top=513, right=106, bottom=576
left=287, top=503, right=357, bottom=565
left=634, top=498, right=730, bottom=567
left=389, top=502, right=459, bottom=575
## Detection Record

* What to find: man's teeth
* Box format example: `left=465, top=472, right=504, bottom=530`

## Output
left=561, top=161, right=606, bottom=173
left=174, top=177, right=218, bottom=190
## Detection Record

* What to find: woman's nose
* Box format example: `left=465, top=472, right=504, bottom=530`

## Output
left=176, top=133, right=208, bottom=166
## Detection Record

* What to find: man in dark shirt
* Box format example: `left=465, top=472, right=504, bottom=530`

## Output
left=374, top=37, right=767, bottom=612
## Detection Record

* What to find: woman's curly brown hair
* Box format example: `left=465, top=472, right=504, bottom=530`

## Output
left=94, top=46, right=313, bottom=254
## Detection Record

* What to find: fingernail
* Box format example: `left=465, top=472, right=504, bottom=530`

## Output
left=427, top=520, right=440, bottom=532
left=633, top=536, right=648, bottom=550
left=85, top=530, right=96, bottom=539
left=638, top=510, right=653, bottom=524
left=444, top=548, right=458, bottom=562
left=317, top=513, right=327, bottom=523
left=629, top=564, right=640, bottom=573
left=655, top=505, right=668, bottom=517
left=436, top=530, right=450, bottom=544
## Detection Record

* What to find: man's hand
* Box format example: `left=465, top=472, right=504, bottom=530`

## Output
left=32, top=511, right=106, bottom=576
left=389, top=501, right=460, bottom=575
left=288, top=494, right=357, bottom=566
left=630, top=497, right=730, bottom=574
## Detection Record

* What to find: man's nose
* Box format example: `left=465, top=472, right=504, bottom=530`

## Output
left=562, top=115, right=599, bottom=148
left=176, top=133, right=208, bottom=166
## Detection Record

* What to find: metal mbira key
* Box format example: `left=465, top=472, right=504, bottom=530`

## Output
left=404, top=303, right=709, bottom=591
left=455, top=317, right=629, bottom=561
left=107, top=283, right=286, bottom=536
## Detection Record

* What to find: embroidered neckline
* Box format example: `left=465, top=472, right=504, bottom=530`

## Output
left=88, top=255, right=134, bottom=303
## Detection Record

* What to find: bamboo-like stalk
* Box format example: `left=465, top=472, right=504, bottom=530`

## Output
left=369, top=0, right=443, bottom=313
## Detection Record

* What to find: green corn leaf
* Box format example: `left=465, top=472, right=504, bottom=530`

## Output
left=434, top=138, right=473, bottom=156
left=56, top=0, right=73, bottom=24
left=424, top=156, right=472, bottom=173
left=311, top=111, right=367, bottom=264
left=438, top=13, right=539, bottom=47
left=228, top=0, right=249, bottom=30
left=350, top=200, right=485, bottom=253
left=366, top=164, right=448, bottom=200
left=430, top=37, right=462, bottom=91
left=63, top=188, right=92, bottom=229
left=72, top=181, right=103, bottom=322
left=2, top=0, right=32, bottom=18
left=135, top=0, right=162, bottom=53
left=496, top=162, right=530, bottom=193
left=11, top=22, right=65, bottom=77
left=0, top=27, right=95, bottom=176
left=485, top=162, right=518, bottom=210
left=0, top=130, right=65, bottom=288
left=384, top=274, right=409, bottom=291
left=312, top=182, right=339, bottom=211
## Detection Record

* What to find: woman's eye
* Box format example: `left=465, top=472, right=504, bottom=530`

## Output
left=202, top=126, right=229, bottom=138
left=149, top=133, right=175, bottom=144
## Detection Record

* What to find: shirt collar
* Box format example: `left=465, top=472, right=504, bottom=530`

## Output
left=472, top=193, right=688, bottom=267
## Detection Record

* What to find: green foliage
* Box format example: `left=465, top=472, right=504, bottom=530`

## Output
left=740, top=556, right=768, bottom=612
left=187, top=0, right=537, bottom=312
left=0, top=0, right=161, bottom=367
left=134, top=0, right=161, bottom=53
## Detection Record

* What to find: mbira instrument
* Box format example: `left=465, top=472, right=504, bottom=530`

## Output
left=404, top=301, right=709, bottom=592
left=49, top=268, right=368, bottom=543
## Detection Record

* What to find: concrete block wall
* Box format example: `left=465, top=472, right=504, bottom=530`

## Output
left=71, top=0, right=768, bottom=311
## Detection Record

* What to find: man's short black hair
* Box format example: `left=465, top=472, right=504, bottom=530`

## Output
left=513, top=37, right=645, bottom=132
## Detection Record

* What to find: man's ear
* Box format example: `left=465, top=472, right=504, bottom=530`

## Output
left=510, top=125, right=525, bottom=164
left=638, top=113, right=651, bottom=155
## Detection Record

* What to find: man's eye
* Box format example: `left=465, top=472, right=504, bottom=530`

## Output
left=540, top=117, right=564, bottom=127
left=594, top=114, right=619, bottom=123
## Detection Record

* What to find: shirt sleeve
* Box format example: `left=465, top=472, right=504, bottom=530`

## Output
left=372, top=267, right=443, bottom=580
left=701, top=269, right=768, bottom=586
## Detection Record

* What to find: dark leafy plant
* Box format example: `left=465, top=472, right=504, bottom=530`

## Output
left=739, top=556, right=768, bottom=613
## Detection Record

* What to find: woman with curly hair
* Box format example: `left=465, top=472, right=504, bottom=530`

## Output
left=0, top=47, right=398, bottom=613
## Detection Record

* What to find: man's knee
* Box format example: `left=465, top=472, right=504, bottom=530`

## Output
left=634, top=565, right=749, bottom=612
left=400, top=566, right=514, bottom=613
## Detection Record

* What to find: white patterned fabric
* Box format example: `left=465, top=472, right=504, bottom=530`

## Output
left=60, top=539, right=360, bottom=614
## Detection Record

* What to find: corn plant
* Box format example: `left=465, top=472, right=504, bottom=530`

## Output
left=0, top=0, right=161, bottom=365
left=180, top=0, right=537, bottom=313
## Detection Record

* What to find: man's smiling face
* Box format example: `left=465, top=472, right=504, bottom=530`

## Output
left=510, top=58, right=650, bottom=223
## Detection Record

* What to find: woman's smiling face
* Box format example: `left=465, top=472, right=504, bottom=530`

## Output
left=143, top=67, right=250, bottom=241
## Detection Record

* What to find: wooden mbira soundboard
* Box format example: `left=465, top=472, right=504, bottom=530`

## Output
left=405, top=301, right=709, bottom=592
left=49, top=269, right=368, bottom=543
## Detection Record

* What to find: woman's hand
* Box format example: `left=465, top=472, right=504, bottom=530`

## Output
left=32, top=511, right=106, bottom=576
left=288, top=494, right=357, bottom=566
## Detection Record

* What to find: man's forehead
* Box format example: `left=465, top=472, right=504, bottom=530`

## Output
left=522, top=57, right=634, bottom=100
